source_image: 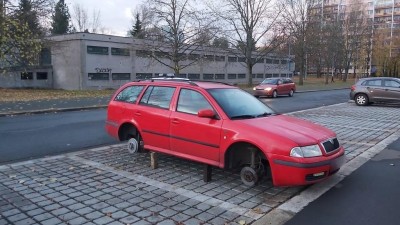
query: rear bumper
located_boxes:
[271,147,345,186]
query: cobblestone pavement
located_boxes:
[1,103,399,225]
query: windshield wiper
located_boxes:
[230,115,256,120]
[256,112,273,118]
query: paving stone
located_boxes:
[171,213,190,222]
[208,206,226,216]
[41,217,62,225]
[183,217,204,225]
[67,203,86,211]
[1,208,21,217]
[172,203,190,212]
[67,216,88,225]
[60,212,79,220]
[43,203,61,211]
[119,215,140,224]
[109,211,128,219]
[51,207,70,216]
[125,205,142,213]
[13,217,36,225]
[8,213,28,222]
[159,208,178,218]
[91,202,110,210]
[84,211,104,220]
[75,207,94,215]
[196,212,215,222]
[156,219,176,225]
[101,206,118,214]
[93,216,114,225]
[134,209,153,218]
[183,208,202,217]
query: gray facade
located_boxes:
[1,33,295,90]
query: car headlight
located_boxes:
[253,87,256,90]
[264,87,272,91]
[290,145,322,158]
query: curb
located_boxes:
[0,105,108,117]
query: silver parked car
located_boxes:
[350,77,400,106]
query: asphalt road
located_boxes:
[0,89,349,164]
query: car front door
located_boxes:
[132,85,176,151]
[364,79,385,101]
[169,88,222,165]
[383,79,400,102]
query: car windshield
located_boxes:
[261,79,278,85]
[207,88,276,120]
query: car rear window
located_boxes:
[139,86,176,109]
[363,79,382,87]
[114,85,145,103]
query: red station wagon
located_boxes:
[106,79,345,186]
[253,78,296,98]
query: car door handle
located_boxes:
[134,111,141,116]
[172,119,180,124]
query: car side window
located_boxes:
[139,86,176,109]
[115,85,144,103]
[177,89,213,115]
[384,80,400,88]
[364,79,382,87]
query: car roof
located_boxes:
[127,79,236,89]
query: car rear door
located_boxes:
[132,85,176,151]
[383,79,400,102]
[169,88,222,165]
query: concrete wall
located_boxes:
[0,67,53,89]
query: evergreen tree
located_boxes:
[51,0,71,35]
[15,0,43,36]
[130,13,144,38]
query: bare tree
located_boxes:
[143,0,217,75]
[281,0,319,85]
[210,0,284,85]
[341,0,371,81]
[71,3,101,33]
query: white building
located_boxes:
[0,33,295,90]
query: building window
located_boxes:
[188,73,200,79]
[273,59,280,64]
[265,74,272,78]
[136,73,152,79]
[215,74,225,80]
[203,55,214,61]
[228,74,236,79]
[21,72,33,80]
[203,74,214,80]
[281,60,288,64]
[257,74,264,78]
[273,73,279,77]
[111,48,130,56]
[266,58,273,64]
[255,58,264,64]
[215,55,225,62]
[88,73,109,80]
[136,50,152,58]
[112,73,131,80]
[36,72,48,80]
[238,57,246,62]
[155,51,169,58]
[238,74,246,79]
[39,48,51,65]
[228,56,237,62]
[177,74,187,78]
[87,46,109,55]
[188,54,200,60]
[252,74,256,78]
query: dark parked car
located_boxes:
[350,77,400,106]
[253,78,296,98]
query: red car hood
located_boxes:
[237,115,334,146]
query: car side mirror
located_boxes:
[198,109,215,119]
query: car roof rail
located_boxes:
[136,77,236,87]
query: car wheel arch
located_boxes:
[118,122,140,141]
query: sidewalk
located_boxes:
[0,96,111,116]
[1,103,399,225]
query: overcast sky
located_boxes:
[65,0,144,36]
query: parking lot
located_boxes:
[1,103,399,225]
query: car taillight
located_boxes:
[351,85,356,91]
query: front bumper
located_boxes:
[271,147,345,186]
[254,89,273,96]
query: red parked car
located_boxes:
[106,79,344,186]
[253,78,296,98]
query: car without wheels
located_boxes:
[106,79,345,186]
